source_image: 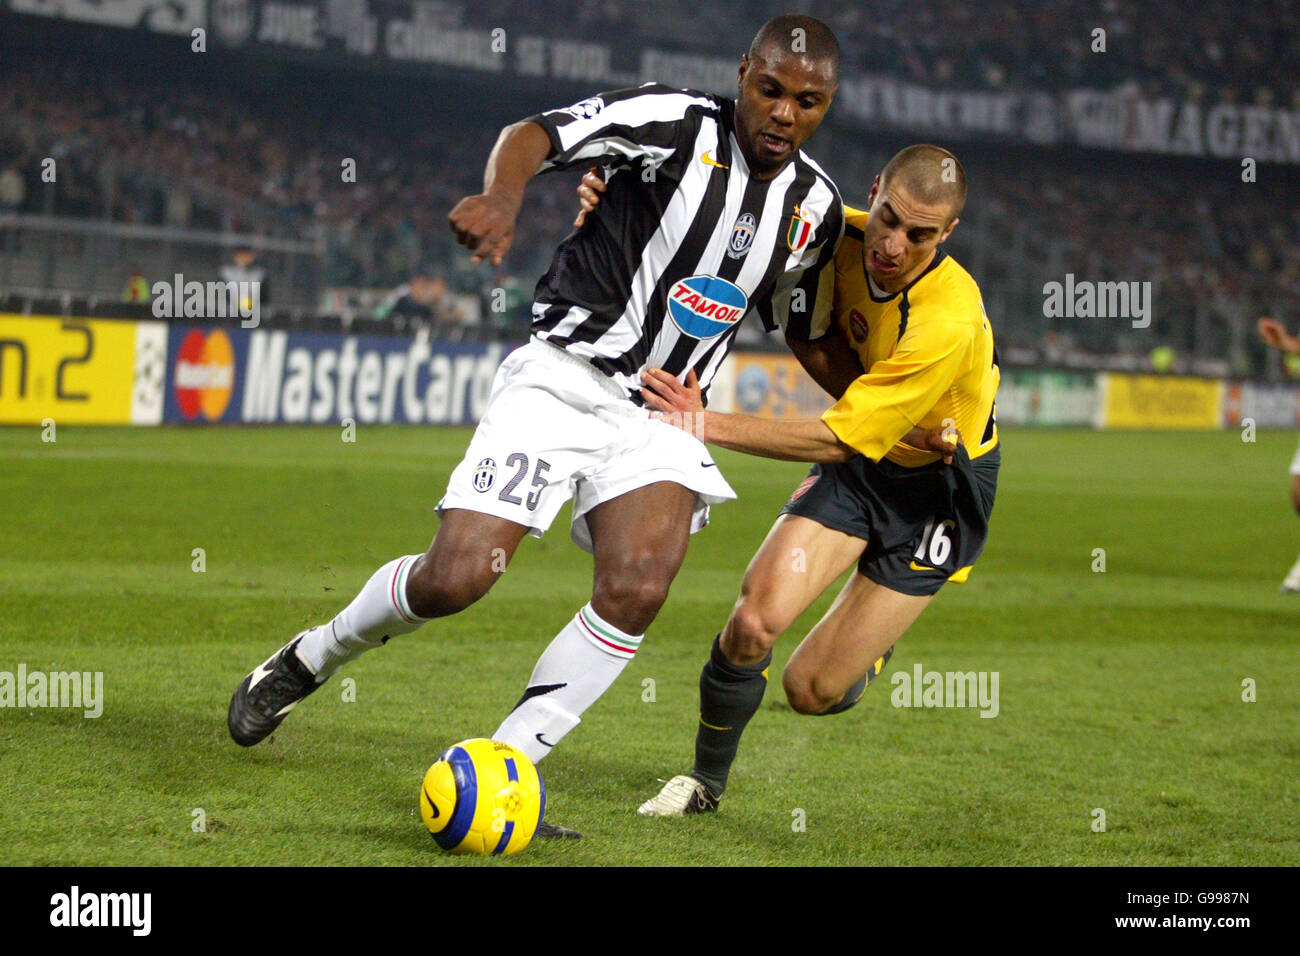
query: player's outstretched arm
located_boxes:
[1258,317,1300,355]
[644,367,840,461]
[642,368,960,464]
[448,120,554,266]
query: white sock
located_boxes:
[295,554,429,680]
[493,603,643,763]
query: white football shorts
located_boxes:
[437,338,736,553]
[1290,434,1300,476]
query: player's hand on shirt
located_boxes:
[902,424,962,465]
[573,168,607,228]
[448,193,518,266]
[642,367,705,432]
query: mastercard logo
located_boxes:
[175,328,235,421]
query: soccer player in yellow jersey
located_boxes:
[636,144,1001,815]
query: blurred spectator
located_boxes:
[122,267,150,303]
[220,246,270,306]
[0,165,24,210]
[374,267,466,330]
[481,272,529,332]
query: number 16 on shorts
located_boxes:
[914,517,955,570]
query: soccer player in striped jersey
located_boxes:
[636,145,1001,816]
[228,15,849,834]
[1256,316,1300,592]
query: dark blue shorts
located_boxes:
[779,445,1000,596]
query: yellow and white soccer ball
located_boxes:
[419,738,545,855]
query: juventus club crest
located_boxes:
[727,212,757,259]
[473,458,497,492]
[787,206,814,253]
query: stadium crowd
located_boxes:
[467,0,1299,103]
[809,0,1299,104]
[2,1,1298,372]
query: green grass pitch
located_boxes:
[1,425,1297,866]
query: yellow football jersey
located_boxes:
[818,205,999,467]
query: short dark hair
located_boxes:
[748,14,840,81]
[880,144,968,223]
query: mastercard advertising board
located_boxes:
[163,327,505,425]
[0,315,167,425]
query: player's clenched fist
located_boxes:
[448,193,519,266]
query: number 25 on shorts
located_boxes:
[497,452,551,512]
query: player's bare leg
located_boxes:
[588,480,697,633]
[405,509,531,617]
[641,571,925,812]
[781,574,932,715]
[288,507,529,672]
[721,515,869,665]
[229,509,528,747]
[492,481,696,764]
[639,515,866,815]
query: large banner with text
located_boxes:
[5,0,1296,163]
[0,315,166,425]
[5,315,1298,432]
[162,326,507,425]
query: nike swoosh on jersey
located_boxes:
[700,151,729,169]
[909,561,936,571]
[701,461,717,468]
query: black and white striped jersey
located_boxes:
[525,83,844,402]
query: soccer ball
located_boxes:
[419,738,545,855]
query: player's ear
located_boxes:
[867,176,881,207]
[823,75,838,105]
[940,217,959,244]
[738,54,750,91]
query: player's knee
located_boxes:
[1290,478,1300,514]
[725,599,783,661]
[782,671,836,716]
[593,558,674,633]
[405,554,495,618]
